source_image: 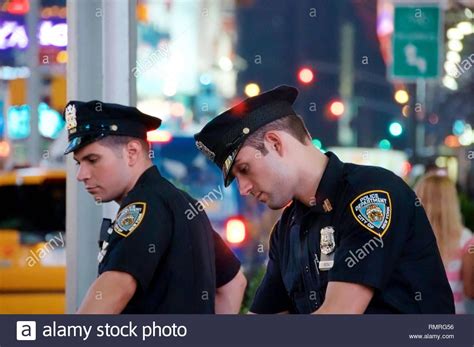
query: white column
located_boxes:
[26,0,40,165]
[65,0,105,313]
[101,0,137,219]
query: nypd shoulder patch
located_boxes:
[350,190,392,237]
[113,202,147,237]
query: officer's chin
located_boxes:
[268,204,283,211]
[267,197,292,210]
[93,195,114,204]
[266,199,289,210]
[88,192,109,204]
[92,194,103,203]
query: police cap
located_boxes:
[63,100,162,154]
[194,85,298,187]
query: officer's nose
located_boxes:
[76,163,91,182]
[237,177,252,196]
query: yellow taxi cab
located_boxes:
[0,168,66,313]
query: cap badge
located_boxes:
[65,104,77,134]
[196,141,216,161]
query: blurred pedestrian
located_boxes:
[415,171,474,314]
[63,100,246,314]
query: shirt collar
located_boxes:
[135,165,162,187]
[294,151,345,215]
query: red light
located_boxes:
[7,0,29,15]
[225,217,246,245]
[298,67,314,84]
[329,100,345,117]
[444,135,460,148]
[147,130,172,143]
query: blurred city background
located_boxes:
[0,0,473,313]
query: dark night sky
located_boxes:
[236,0,402,149]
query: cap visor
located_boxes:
[63,134,105,155]
[224,170,236,187]
[223,143,245,187]
[64,137,83,155]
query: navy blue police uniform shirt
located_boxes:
[97,165,241,313]
[250,152,455,314]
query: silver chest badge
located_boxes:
[319,226,336,271]
[320,226,335,255]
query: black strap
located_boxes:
[98,218,112,248]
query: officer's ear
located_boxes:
[125,139,142,166]
[263,131,284,157]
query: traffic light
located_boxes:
[326,99,345,119]
[394,89,409,104]
[297,67,314,84]
[312,138,323,150]
[244,83,260,97]
[378,139,392,150]
[329,100,344,117]
[225,217,246,245]
[444,135,460,148]
[389,122,403,137]
[452,120,465,136]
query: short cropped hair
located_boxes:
[99,136,150,156]
[243,114,311,155]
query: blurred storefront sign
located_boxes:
[0,13,66,50]
[7,102,64,140]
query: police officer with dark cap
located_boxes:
[64,100,246,314]
[194,85,455,314]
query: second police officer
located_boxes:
[64,100,246,314]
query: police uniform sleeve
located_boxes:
[328,175,412,290]
[250,221,291,313]
[214,230,242,288]
[99,194,172,293]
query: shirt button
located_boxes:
[305,266,309,273]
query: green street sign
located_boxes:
[390,5,442,80]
